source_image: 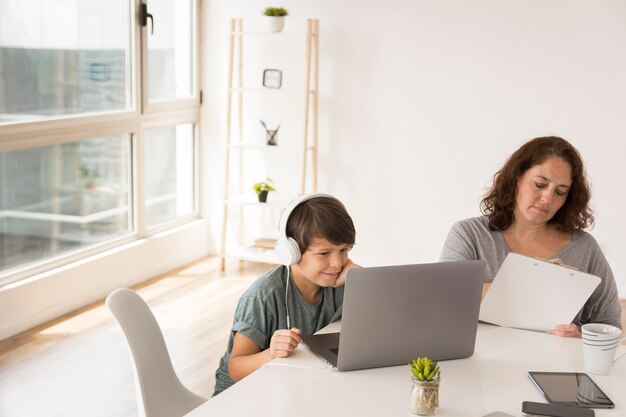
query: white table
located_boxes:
[187,323,626,416]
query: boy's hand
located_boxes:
[333,259,361,288]
[269,328,302,358]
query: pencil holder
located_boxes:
[266,129,278,146]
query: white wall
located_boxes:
[202,0,626,295]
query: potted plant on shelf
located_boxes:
[263,6,288,32]
[253,177,276,202]
[408,357,440,415]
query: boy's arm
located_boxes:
[228,328,302,381]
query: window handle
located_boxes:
[140,3,154,35]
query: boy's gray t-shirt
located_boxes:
[440,215,622,329]
[213,265,343,396]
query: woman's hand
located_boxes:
[269,328,302,358]
[547,258,563,265]
[481,282,492,300]
[333,259,361,288]
[548,323,581,338]
[547,258,579,271]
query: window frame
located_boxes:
[141,0,201,114]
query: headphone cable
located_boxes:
[285,266,291,329]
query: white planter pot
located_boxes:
[265,16,285,32]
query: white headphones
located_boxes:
[274,192,336,266]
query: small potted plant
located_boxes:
[253,177,276,202]
[408,357,440,415]
[263,6,288,32]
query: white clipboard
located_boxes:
[479,253,600,332]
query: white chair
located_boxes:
[106,288,207,417]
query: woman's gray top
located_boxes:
[440,216,622,329]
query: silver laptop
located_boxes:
[302,260,486,371]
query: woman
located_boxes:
[440,136,621,337]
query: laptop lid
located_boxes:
[303,260,485,371]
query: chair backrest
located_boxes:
[106,288,206,417]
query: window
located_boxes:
[0,0,131,122]
[0,0,200,284]
[0,136,131,273]
[144,124,195,228]
[146,0,194,103]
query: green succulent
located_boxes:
[263,7,288,17]
[409,357,439,382]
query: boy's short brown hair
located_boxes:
[286,196,356,254]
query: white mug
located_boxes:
[581,323,626,375]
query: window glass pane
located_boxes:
[0,0,131,124]
[144,124,194,227]
[147,0,193,101]
[0,135,131,274]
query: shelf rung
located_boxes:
[224,246,279,264]
[232,31,308,37]
[229,87,314,95]
[225,194,294,206]
[227,142,314,151]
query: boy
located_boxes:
[213,194,358,396]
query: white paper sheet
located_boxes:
[479,253,600,332]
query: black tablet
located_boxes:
[528,372,615,409]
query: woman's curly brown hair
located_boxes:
[481,136,594,233]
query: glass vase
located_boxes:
[409,374,440,415]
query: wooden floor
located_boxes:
[0,257,265,417]
[0,257,625,417]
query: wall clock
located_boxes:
[262,69,282,89]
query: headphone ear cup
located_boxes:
[274,237,301,266]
